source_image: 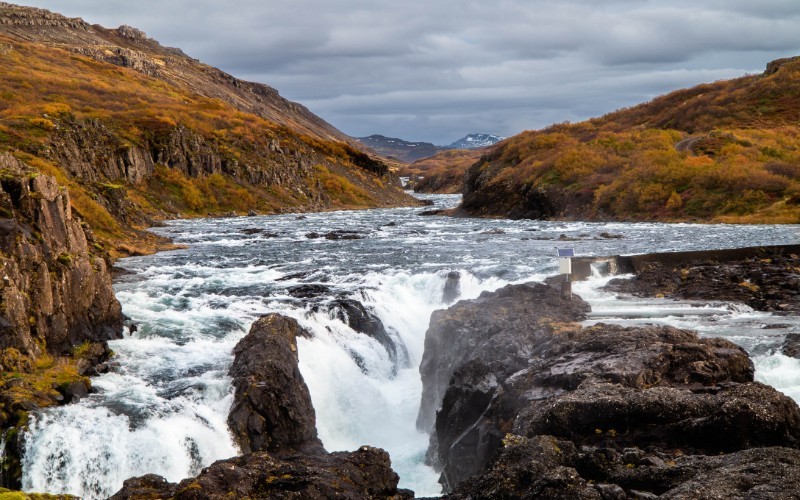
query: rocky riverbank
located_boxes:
[604,246,800,313]
[0,153,123,487]
[112,313,411,499]
[418,281,800,498]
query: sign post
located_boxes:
[556,248,574,299]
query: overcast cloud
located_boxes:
[17,0,800,144]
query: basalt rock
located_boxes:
[326,299,408,374]
[441,271,460,304]
[111,446,412,500]
[116,313,409,498]
[227,314,321,454]
[604,250,800,312]
[0,153,122,358]
[422,281,800,495]
[417,282,591,434]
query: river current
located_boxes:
[20,194,800,498]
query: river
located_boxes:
[20,193,800,498]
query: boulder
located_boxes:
[326,299,408,374]
[441,271,460,304]
[227,314,321,454]
[111,447,412,499]
[421,282,800,494]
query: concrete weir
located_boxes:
[570,244,800,281]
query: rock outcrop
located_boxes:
[0,154,123,487]
[227,314,321,454]
[419,282,800,496]
[604,248,800,312]
[0,153,122,357]
[114,313,410,499]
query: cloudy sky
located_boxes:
[18,1,800,144]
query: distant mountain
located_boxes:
[357,133,503,163]
[448,134,505,149]
[356,135,442,163]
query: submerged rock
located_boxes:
[441,271,460,304]
[326,299,408,374]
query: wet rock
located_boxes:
[110,473,178,500]
[422,281,800,494]
[240,228,263,235]
[286,284,332,298]
[305,232,322,239]
[419,209,444,216]
[442,271,461,304]
[782,333,800,359]
[418,282,590,434]
[247,209,258,216]
[604,250,800,312]
[227,314,321,454]
[446,435,600,500]
[599,231,623,239]
[326,299,407,373]
[324,230,365,240]
[112,447,411,500]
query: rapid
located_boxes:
[19,193,800,498]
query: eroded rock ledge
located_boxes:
[420,282,800,498]
[112,313,411,499]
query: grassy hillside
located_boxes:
[402,149,482,193]
[0,5,416,256]
[460,57,800,223]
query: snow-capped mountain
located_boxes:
[448,133,505,149]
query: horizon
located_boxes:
[15,0,800,144]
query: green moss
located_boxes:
[55,253,72,266]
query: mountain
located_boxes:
[356,135,443,163]
[0,2,417,256]
[357,133,503,164]
[457,56,800,223]
[447,133,504,149]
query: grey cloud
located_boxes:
[16,0,800,144]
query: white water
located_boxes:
[19,193,800,498]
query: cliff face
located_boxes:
[0,153,122,358]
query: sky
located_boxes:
[17,1,800,144]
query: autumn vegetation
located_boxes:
[0,29,409,256]
[401,149,483,194]
[457,56,800,223]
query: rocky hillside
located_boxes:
[447,133,504,150]
[0,2,418,256]
[458,56,800,223]
[404,149,483,194]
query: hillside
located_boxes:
[404,149,483,193]
[0,3,417,256]
[458,56,800,223]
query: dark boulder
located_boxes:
[422,281,800,494]
[111,447,412,499]
[783,333,800,359]
[604,251,800,312]
[227,314,321,454]
[441,271,460,304]
[286,284,332,299]
[417,282,590,434]
[326,299,408,374]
